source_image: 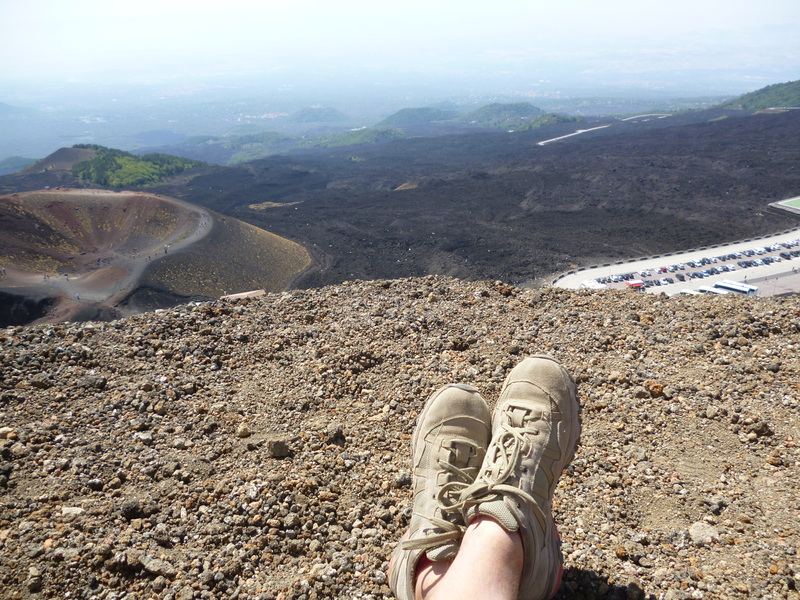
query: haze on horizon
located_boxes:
[2,0,798,94]
[0,0,798,162]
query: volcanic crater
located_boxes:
[0,189,311,325]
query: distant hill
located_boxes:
[21,146,98,174]
[718,79,800,110]
[376,103,577,132]
[298,127,405,149]
[378,107,460,126]
[461,102,546,129]
[71,145,206,187]
[140,127,406,165]
[288,106,349,123]
[516,113,585,131]
[0,156,36,176]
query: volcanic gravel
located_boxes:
[1,276,799,600]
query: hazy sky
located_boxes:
[2,0,799,94]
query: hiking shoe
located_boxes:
[388,384,492,600]
[458,356,581,600]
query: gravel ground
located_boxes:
[1,277,799,600]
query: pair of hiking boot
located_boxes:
[388,355,581,600]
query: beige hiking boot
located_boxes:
[458,356,581,600]
[388,384,492,600]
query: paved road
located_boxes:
[554,227,800,297]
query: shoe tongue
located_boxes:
[469,499,520,532]
[426,542,458,562]
[449,440,475,468]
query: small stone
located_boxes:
[688,522,719,546]
[152,576,167,592]
[176,585,195,600]
[236,423,252,438]
[130,418,149,431]
[266,439,290,458]
[30,374,53,389]
[26,575,42,592]
[79,375,107,390]
[120,498,143,520]
[140,555,177,578]
[704,495,728,514]
[134,431,154,445]
[324,424,345,446]
[644,380,664,397]
[61,506,84,517]
[152,523,171,547]
[393,471,412,488]
[10,442,29,457]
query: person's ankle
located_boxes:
[464,516,523,568]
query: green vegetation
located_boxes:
[718,80,800,110]
[224,132,295,163]
[299,127,405,149]
[462,102,545,129]
[378,107,460,126]
[376,103,578,131]
[218,128,403,163]
[71,145,205,187]
[516,113,585,131]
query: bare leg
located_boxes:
[415,516,524,600]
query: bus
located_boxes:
[698,286,729,295]
[714,280,758,296]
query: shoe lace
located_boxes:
[456,422,539,516]
[400,438,482,552]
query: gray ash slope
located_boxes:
[1,277,799,600]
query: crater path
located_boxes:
[0,189,213,321]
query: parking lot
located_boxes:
[554,228,800,297]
